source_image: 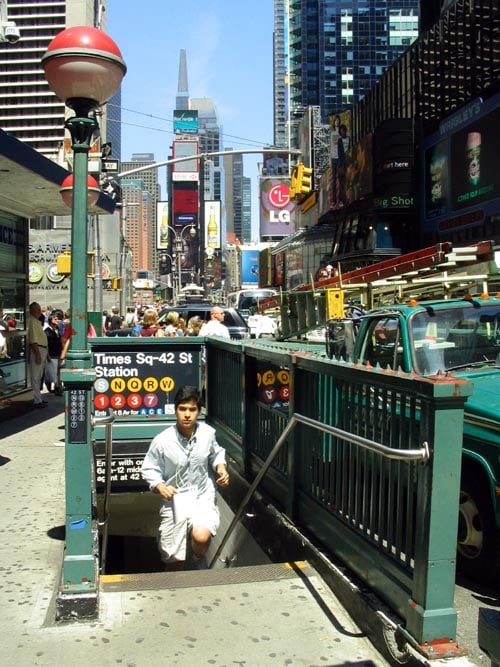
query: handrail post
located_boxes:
[92,410,115,574]
[404,391,467,648]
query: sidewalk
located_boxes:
[0,391,472,667]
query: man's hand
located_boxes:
[156,482,178,500]
[216,464,229,487]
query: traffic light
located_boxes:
[289,165,300,200]
[298,164,313,196]
[112,277,122,290]
[289,163,313,201]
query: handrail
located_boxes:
[92,410,115,574]
[209,412,429,569]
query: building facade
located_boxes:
[0,0,117,160]
[120,154,160,278]
[278,0,419,150]
[270,0,500,289]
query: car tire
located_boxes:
[457,471,500,583]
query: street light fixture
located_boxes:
[42,25,126,620]
[164,224,196,301]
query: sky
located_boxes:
[106,0,275,239]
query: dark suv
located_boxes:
[159,304,249,339]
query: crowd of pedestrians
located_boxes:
[102,304,229,339]
[22,302,229,408]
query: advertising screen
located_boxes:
[422,93,500,234]
[172,140,199,180]
[259,178,296,237]
[173,110,198,135]
[241,248,259,284]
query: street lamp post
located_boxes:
[42,26,126,620]
[159,251,175,301]
[164,224,196,301]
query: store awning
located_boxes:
[0,128,115,217]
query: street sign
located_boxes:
[101,158,119,172]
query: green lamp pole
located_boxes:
[42,26,126,620]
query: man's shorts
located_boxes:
[158,502,220,563]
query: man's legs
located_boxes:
[30,349,47,404]
[191,525,212,558]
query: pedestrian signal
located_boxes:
[112,277,122,290]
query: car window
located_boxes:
[223,312,236,326]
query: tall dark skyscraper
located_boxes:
[273,0,420,150]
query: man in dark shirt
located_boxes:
[109,306,123,330]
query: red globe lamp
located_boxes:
[41,26,126,116]
[60,173,100,208]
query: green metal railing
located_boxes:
[87,334,472,651]
[206,338,472,651]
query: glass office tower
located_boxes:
[287,0,419,123]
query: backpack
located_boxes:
[131,324,143,337]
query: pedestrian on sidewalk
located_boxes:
[27,302,49,408]
[141,385,229,570]
[43,310,63,394]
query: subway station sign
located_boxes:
[92,342,201,419]
[91,340,203,488]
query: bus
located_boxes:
[227,288,277,318]
[132,269,156,290]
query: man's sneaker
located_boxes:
[33,402,48,409]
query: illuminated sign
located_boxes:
[259,178,296,237]
[423,93,500,233]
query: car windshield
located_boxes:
[409,303,500,374]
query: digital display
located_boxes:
[422,93,500,233]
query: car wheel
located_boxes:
[457,472,500,583]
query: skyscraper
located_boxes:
[278,0,419,147]
[190,96,223,203]
[120,154,160,278]
[224,151,244,242]
[120,178,154,278]
[273,0,289,148]
[0,0,118,161]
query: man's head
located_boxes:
[174,386,202,436]
[29,302,42,317]
[174,385,202,410]
[210,306,225,322]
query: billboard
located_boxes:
[422,93,500,234]
[157,201,169,249]
[329,110,353,210]
[262,150,289,177]
[373,119,415,210]
[173,110,198,135]
[204,200,221,251]
[172,184,198,227]
[259,178,296,238]
[240,247,259,284]
[172,140,199,181]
